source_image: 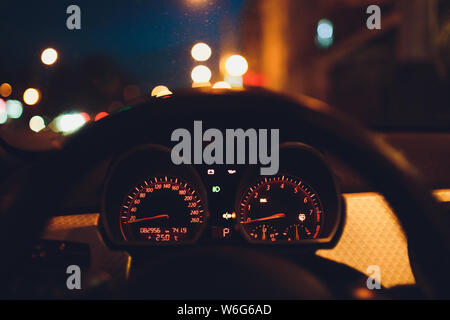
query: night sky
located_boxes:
[1,0,246,90]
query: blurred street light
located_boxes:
[316,19,334,49]
[41,48,58,65]
[186,0,209,7]
[23,88,41,105]
[94,112,109,121]
[5,100,23,119]
[212,81,231,89]
[191,43,212,61]
[55,113,86,133]
[0,112,7,124]
[151,85,173,97]
[0,99,7,124]
[317,19,333,38]
[0,83,12,98]
[80,112,91,122]
[224,74,243,89]
[225,55,248,77]
[0,98,5,113]
[191,65,212,83]
[29,115,46,132]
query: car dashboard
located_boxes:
[18,94,450,297]
[37,137,450,292]
[101,142,342,248]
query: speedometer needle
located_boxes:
[125,214,169,224]
[243,213,286,224]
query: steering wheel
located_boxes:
[1,89,449,299]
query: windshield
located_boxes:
[1,0,449,150]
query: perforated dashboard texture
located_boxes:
[45,213,99,231]
[43,213,130,285]
[317,189,450,288]
[44,190,450,289]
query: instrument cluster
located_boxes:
[101,143,343,248]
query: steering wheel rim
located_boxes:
[1,88,449,298]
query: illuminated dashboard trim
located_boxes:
[317,189,450,288]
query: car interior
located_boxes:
[1,0,450,300]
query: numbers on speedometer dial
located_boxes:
[239,176,324,242]
[120,177,206,243]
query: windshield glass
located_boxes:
[1,0,449,150]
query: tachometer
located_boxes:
[238,175,324,243]
[120,176,206,243]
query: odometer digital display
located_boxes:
[120,176,206,243]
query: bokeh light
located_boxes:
[0,99,7,124]
[186,0,209,6]
[41,48,58,65]
[55,113,86,133]
[317,19,333,38]
[191,43,212,61]
[23,88,41,105]
[0,83,12,98]
[29,115,46,132]
[316,19,334,48]
[191,65,212,83]
[0,98,5,113]
[80,112,91,122]
[225,55,248,77]
[5,100,23,119]
[0,113,6,124]
[224,74,243,88]
[212,81,232,89]
[94,112,109,121]
[151,85,173,98]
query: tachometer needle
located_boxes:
[125,214,169,224]
[243,213,286,224]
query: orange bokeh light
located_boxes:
[94,112,109,121]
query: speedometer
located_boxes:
[238,175,324,243]
[120,176,207,243]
